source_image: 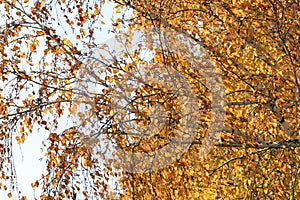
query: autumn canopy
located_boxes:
[0,0,299,199]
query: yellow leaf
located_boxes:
[94,9,100,15]
[116,18,123,23]
[83,159,87,166]
[29,43,37,53]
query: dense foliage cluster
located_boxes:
[0,0,299,199]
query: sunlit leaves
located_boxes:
[106,0,300,199]
[0,0,115,198]
[0,0,299,199]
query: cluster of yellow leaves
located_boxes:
[0,0,299,198]
[0,0,111,198]
[36,128,111,199]
[108,0,300,199]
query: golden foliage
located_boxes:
[0,0,299,199]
